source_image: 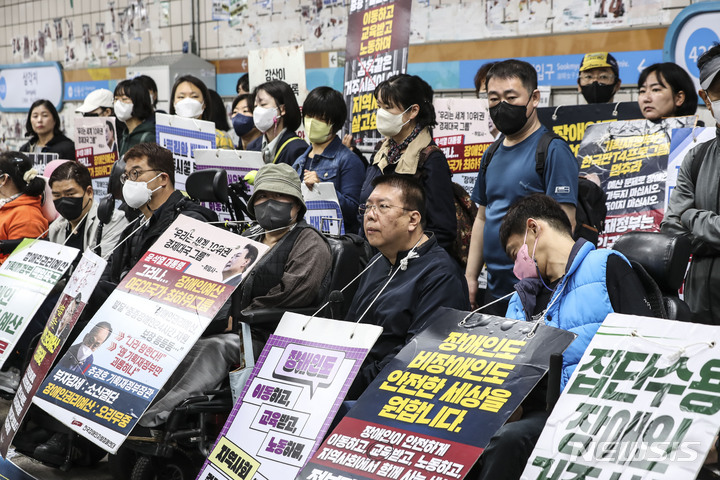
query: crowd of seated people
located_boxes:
[2,54,718,478]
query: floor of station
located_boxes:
[0,398,113,480]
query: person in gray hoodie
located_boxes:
[662,43,720,324]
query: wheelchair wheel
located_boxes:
[131,452,197,480]
[108,447,138,480]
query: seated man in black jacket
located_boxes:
[345,175,470,399]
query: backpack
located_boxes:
[417,145,478,267]
[481,131,607,245]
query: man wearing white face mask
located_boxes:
[662,44,720,324]
[471,194,652,480]
[57,321,113,375]
[102,143,217,284]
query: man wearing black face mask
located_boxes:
[466,59,579,315]
[577,52,622,104]
[48,161,128,257]
[239,163,332,356]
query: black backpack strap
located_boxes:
[535,131,565,179]
[690,139,713,186]
[480,135,505,173]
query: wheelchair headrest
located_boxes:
[612,231,690,292]
[186,168,228,203]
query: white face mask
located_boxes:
[77,344,93,362]
[174,98,204,118]
[122,173,162,209]
[114,100,134,122]
[710,98,720,126]
[376,105,413,138]
[253,106,279,133]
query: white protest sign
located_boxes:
[155,113,216,191]
[196,313,382,480]
[26,152,59,176]
[75,116,119,198]
[0,239,77,368]
[433,97,495,195]
[248,44,308,104]
[33,216,268,453]
[302,182,344,236]
[522,314,720,480]
[0,250,106,458]
[195,149,264,222]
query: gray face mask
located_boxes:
[254,199,295,230]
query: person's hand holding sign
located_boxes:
[303,170,320,190]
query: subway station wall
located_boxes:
[0,0,688,70]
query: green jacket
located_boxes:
[119,119,156,158]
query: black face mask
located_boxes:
[580,81,616,104]
[54,196,86,221]
[254,199,295,230]
[489,98,532,135]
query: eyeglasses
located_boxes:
[579,73,615,85]
[120,169,159,184]
[359,203,411,216]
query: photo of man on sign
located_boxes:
[58,321,113,375]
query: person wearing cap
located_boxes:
[662,44,720,324]
[577,52,622,104]
[239,162,332,356]
[75,88,115,117]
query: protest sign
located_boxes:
[343,0,412,150]
[196,313,383,480]
[26,152,59,175]
[155,113,216,191]
[248,44,307,105]
[433,97,495,195]
[33,216,268,453]
[75,116,119,198]
[0,457,35,479]
[0,239,77,369]
[521,314,720,480]
[537,102,644,157]
[194,149,264,222]
[577,116,696,247]
[302,183,344,236]
[0,251,106,458]
[666,127,714,210]
[298,308,576,480]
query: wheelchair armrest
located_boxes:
[0,239,24,254]
[235,307,320,330]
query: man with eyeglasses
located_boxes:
[344,175,469,399]
[577,52,622,104]
[57,321,113,375]
[102,143,217,284]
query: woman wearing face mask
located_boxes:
[169,75,234,149]
[637,63,697,122]
[0,152,48,264]
[231,93,262,150]
[48,161,128,257]
[359,74,456,254]
[292,87,366,234]
[19,99,76,160]
[250,80,307,165]
[115,79,156,158]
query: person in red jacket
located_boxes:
[0,151,48,263]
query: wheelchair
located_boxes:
[110,168,373,479]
